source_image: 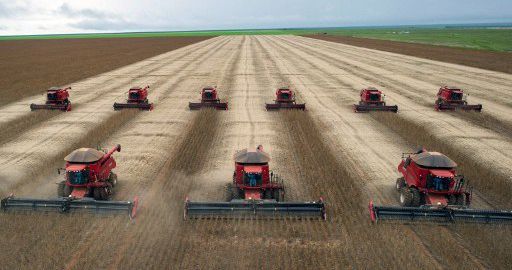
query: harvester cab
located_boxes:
[1,144,138,219]
[397,150,469,207]
[369,148,512,223]
[231,145,284,201]
[265,87,306,110]
[435,86,482,112]
[113,86,153,111]
[188,86,228,110]
[30,87,72,111]
[354,87,398,113]
[184,145,326,220]
[58,145,121,200]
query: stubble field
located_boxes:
[0,35,511,269]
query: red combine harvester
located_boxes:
[114,86,153,111]
[189,87,228,110]
[30,87,72,111]
[354,87,398,113]
[1,144,138,219]
[435,86,482,112]
[184,145,325,219]
[265,88,306,110]
[369,148,512,223]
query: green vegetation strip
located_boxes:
[2,27,511,52]
[323,28,512,52]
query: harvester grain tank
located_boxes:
[353,87,398,113]
[369,148,512,223]
[189,86,228,110]
[113,86,153,110]
[30,87,72,111]
[1,144,138,219]
[184,145,325,219]
[434,86,482,112]
[265,88,306,110]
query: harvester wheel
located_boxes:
[399,188,413,207]
[410,188,421,207]
[108,173,118,187]
[63,184,73,197]
[396,177,405,191]
[93,187,109,200]
[57,181,66,197]
[225,183,234,201]
[455,194,466,206]
[273,189,284,202]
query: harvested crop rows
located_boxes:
[0,35,511,269]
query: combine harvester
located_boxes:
[184,145,326,219]
[1,144,138,219]
[369,148,512,223]
[113,86,153,111]
[189,86,228,110]
[265,87,306,110]
[30,87,72,111]
[434,86,482,112]
[354,87,398,113]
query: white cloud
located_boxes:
[0,0,511,35]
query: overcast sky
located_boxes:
[0,0,511,35]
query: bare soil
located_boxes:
[0,35,511,269]
[0,36,212,106]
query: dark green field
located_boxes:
[2,26,511,52]
[321,28,512,52]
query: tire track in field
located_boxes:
[0,37,238,270]
[0,37,224,146]
[291,36,512,137]
[277,35,511,268]
[254,35,446,267]
[298,36,512,94]
[115,37,244,269]
[73,37,244,270]
[276,36,512,140]
[270,36,512,208]
[0,36,230,165]
[259,35,490,269]
[0,37,233,196]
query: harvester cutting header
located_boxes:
[30,87,72,111]
[1,144,138,219]
[369,148,512,223]
[184,145,325,219]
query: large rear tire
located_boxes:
[108,172,118,187]
[409,187,421,207]
[63,183,73,197]
[455,194,466,206]
[93,187,109,200]
[399,187,413,207]
[232,184,241,200]
[273,189,284,202]
[225,183,234,201]
[396,177,405,191]
[57,181,66,197]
